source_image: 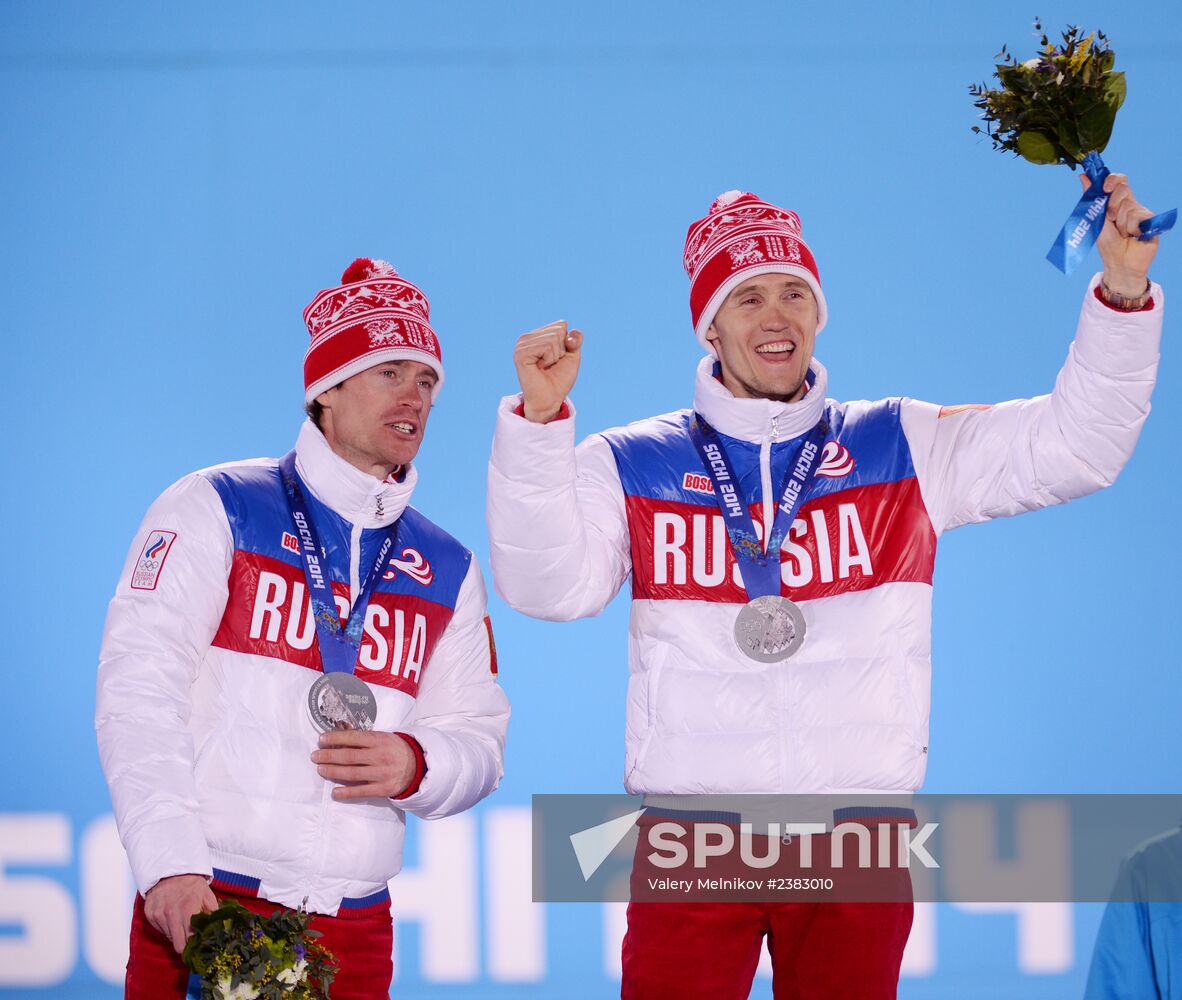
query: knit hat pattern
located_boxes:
[683,191,827,350]
[303,258,444,403]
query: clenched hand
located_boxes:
[514,320,583,423]
[1084,171,1160,296]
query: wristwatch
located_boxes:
[1099,277,1152,311]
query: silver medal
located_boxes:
[733,596,806,662]
[307,673,377,733]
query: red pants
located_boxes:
[125,892,393,1000]
[623,813,914,997]
[622,899,912,999]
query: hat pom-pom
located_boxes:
[710,190,750,213]
[341,257,399,283]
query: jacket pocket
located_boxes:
[624,661,664,787]
[899,659,931,786]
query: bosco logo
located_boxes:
[681,472,716,496]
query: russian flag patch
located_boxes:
[130,530,177,591]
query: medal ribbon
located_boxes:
[687,414,829,600]
[1046,152,1176,275]
[278,451,397,674]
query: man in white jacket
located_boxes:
[486,177,1163,998]
[98,258,508,1000]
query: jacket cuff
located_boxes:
[1093,283,1155,313]
[123,816,214,896]
[1073,273,1163,375]
[512,399,571,422]
[391,733,427,800]
[491,394,581,492]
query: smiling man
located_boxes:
[97,258,508,1000]
[706,273,819,401]
[486,186,1164,998]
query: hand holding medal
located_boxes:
[969,20,1175,274]
[311,730,420,801]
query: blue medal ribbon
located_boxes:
[278,452,397,674]
[686,415,829,600]
[1046,152,1176,275]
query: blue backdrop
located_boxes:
[1,2,1178,997]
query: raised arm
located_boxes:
[486,322,632,620]
[903,173,1164,534]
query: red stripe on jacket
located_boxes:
[626,477,935,603]
[212,550,454,696]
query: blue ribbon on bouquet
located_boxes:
[1046,152,1177,274]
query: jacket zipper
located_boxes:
[765,413,793,789]
[348,521,363,605]
[311,512,359,902]
[309,488,394,901]
[760,415,779,552]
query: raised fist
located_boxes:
[1082,171,1160,296]
[513,320,583,423]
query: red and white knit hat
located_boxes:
[683,190,827,350]
[303,258,444,403]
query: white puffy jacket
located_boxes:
[487,277,1161,796]
[97,421,508,915]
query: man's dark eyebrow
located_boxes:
[728,277,810,300]
[406,363,438,384]
[381,359,435,381]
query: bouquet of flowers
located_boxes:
[969,20,1174,273]
[969,19,1125,168]
[182,900,337,1000]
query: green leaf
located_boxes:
[996,65,1028,91]
[1016,131,1059,164]
[1056,122,1082,160]
[181,936,200,968]
[1077,100,1116,153]
[1103,71,1126,109]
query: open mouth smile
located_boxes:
[754,340,796,356]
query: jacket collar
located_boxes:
[692,354,829,443]
[292,419,416,528]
